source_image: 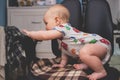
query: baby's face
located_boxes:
[43,14,58,30]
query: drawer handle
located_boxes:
[32,21,42,24]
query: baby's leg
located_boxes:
[79,43,108,80]
[73,63,88,70]
[52,53,68,68]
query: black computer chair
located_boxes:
[52,0,113,62]
[27,0,119,80]
[85,0,114,56]
[116,37,120,48]
[84,0,119,79]
[51,0,119,80]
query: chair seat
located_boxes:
[28,57,120,80]
[29,57,88,80]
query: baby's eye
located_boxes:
[44,22,47,25]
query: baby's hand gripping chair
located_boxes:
[28,0,120,80]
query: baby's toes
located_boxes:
[52,64,59,67]
[73,64,80,69]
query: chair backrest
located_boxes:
[61,0,83,30]
[51,0,114,57]
[84,0,114,55]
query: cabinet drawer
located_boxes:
[11,15,45,30]
[8,10,46,31]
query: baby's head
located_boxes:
[43,4,70,30]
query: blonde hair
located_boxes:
[45,4,70,22]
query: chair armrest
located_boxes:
[116,37,120,43]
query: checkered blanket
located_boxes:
[31,57,88,80]
[4,26,26,70]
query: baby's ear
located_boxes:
[55,17,61,24]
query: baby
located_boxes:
[23,4,111,80]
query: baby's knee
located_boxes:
[79,49,90,60]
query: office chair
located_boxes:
[51,0,119,80]
[28,0,119,80]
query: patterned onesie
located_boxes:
[53,23,111,64]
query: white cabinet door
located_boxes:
[8,9,45,31]
[7,8,54,58]
[11,15,43,31]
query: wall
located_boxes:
[0,0,62,27]
[0,0,7,26]
[107,0,119,24]
[56,0,63,3]
[119,0,120,18]
[1,0,119,26]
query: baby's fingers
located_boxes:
[52,64,64,68]
[22,29,28,33]
[52,64,59,68]
[22,29,29,35]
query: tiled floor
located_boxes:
[109,55,120,80]
[109,55,120,71]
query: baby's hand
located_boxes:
[52,64,64,68]
[22,29,30,36]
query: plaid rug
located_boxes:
[31,57,88,80]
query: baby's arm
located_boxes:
[52,53,68,68]
[22,29,62,40]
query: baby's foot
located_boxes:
[87,71,107,80]
[73,63,88,70]
[52,64,64,68]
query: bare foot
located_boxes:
[52,64,64,68]
[87,71,107,80]
[73,63,88,70]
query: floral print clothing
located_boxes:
[53,23,111,64]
